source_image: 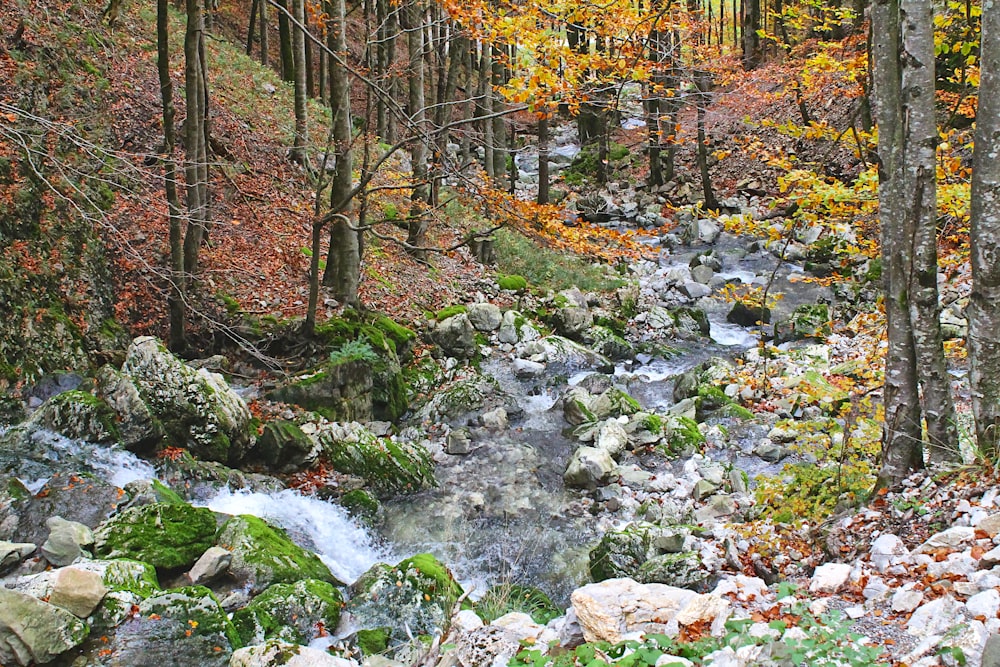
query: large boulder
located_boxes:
[346,553,463,644]
[25,390,119,444]
[773,304,831,344]
[564,446,616,489]
[589,524,706,588]
[467,303,503,332]
[246,421,317,473]
[121,337,253,463]
[570,578,696,643]
[267,360,373,424]
[216,515,338,593]
[232,579,343,646]
[96,365,166,453]
[93,502,217,570]
[0,587,89,666]
[231,641,359,667]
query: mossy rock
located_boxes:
[26,389,120,444]
[216,515,339,593]
[434,305,468,321]
[93,503,217,570]
[98,586,240,665]
[774,303,832,344]
[588,526,651,582]
[497,274,528,292]
[340,488,382,525]
[636,551,707,589]
[267,360,374,423]
[588,325,635,361]
[232,579,343,646]
[659,416,705,456]
[251,420,315,472]
[357,627,392,656]
[316,423,435,495]
[475,584,561,625]
[347,553,463,644]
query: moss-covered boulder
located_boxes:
[563,386,641,426]
[589,525,652,582]
[248,420,316,473]
[346,554,463,644]
[636,551,708,589]
[93,502,217,570]
[96,364,166,453]
[232,579,343,646]
[95,586,239,666]
[268,360,374,423]
[121,337,253,464]
[314,422,434,495]
[588,325,635,361]
[216,515,338,593]
[339,489,383,525]
[0,587,89,666]
[430,313,478,360]
[588,523,702,586]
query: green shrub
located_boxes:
[329,339,379,365]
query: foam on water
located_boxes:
[709,320,758,347]
[199,488,391,585]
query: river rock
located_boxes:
[188,546,233,585]
[48,566,108,617]
[774,304,831,344]
[25,389,119,444]
[93,502,217,570]
[498,310,521,344]
[121,336,253,463]
[690,265,715,284]
[232,641,358,666]
[0,541,35,571]
[480,407,509,431]
[96,365,166,453]
[99,586,238,666]
[267,360,374,424]
[431,314,478,359]
[680,281,711,300]
[727,301,770,326]
[552,306,594,341]
[446,428,474,455]
[809,563,852,594]
[0,587,89,666]
[564,446,615,489]
[467,303,503,332]
[250,420,317,473]
[232,579,343,646]
[513,358,545,377]
[595,420,629,457]
[589,325,635,361]
[570,578,694,643]
[217,515,338,593]
[347,554,463,643]
[42,516,94,566]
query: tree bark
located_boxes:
[290,0,309,164]
[901,0,958,462]
[182,0,210,284]
[247,0,258,56]
[537,114,550,204]
[401,0,430,259]
[742,0,762,69]
[158,0,186,352]
[969,0,1000,458]
[695,72,718,210]
[259,0,268,67]
[277,0,294,81]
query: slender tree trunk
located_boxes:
[537,114,550,204]
[969,0,1000,458]
[159,0,186,351]
[695,72,718,210]
[304,9,315,99]
[478,43,494,178]
[401,0,430,259]
[247,0,259,56]
[901,0,958,461]
[742,0,762,68]
[259,0,269,67]
[873,0,925,489]
[277,0,294,81]
[290,0,309,164]
[322,0,359,304]
[182,0,210,283]
[490,43,507,186]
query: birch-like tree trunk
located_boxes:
[969,0,1000,457]
[182,0,210,283]
[901,0,958,462]
[290,0,309,164]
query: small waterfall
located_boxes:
[198,488,392,585]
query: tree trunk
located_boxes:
[695,73,718,210]
[401,0,430,259]
[321,0,359,304]
[969,0,1000,458]
[259,0,268,67]
[490,43,508,187]
[901,0,958,462]
[277,0,294,81]
[537,114,550,204]
[182,0,210,284]
[247,0,258,56]
[158,0,186,352]
[742,0,762,69]
[290,0,309,164]
[872,0,925,489]
[478,43,494,178]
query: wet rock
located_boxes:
[753,443,789,463]
[690,265,715,284]
[595,420,628,458]
[467,303,503,332]
[42,516,94,566]
[589,326,635,361]
[513,358,545,377]
[188,546,233,585]
[93,502,216,570]
[773,304,831,344]
[26,390,119,445]
[0,587,89,666]
[680,282,711,300]
[446,428,474,455]
[249,420,317,473]
[232,579,343,646]
[552,306,594,341]
[96,365,166,453]
[691,479,719,501]
[480,407,509,431]
[498,310,521,344]
[217,515,339,593]
[727,301,770,326]
[122,336,253,464]
[314,422,434,494]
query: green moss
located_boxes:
[608,142,630,161]
[231,579,343,646]
[476,584,560,625]
[357,627,391,656]
[143,585,243,651]
[93,503,217,570]
[149,479,186,505]
[642,414,664,433]
[340,489,381,521]
[718,403,754,420]
[434,305,468,321]
[497,274,528,291]
[217,515,338,592]
[396,554,464,608]
[216,292,241,314]
[373,316,416,356]
[100,559,162,598]
[318,426,435,495]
